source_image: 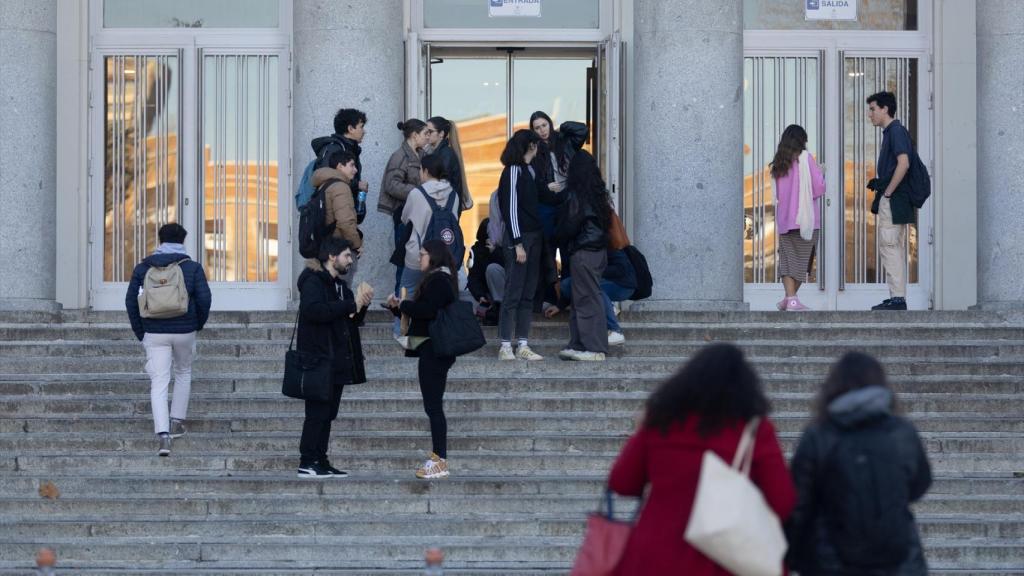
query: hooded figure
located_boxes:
[400,179,457,271]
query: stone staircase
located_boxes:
[0,309,1022,574]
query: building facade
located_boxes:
[0,0,1020,313]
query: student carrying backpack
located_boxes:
[398,154,463,301]
[787,352,932,576]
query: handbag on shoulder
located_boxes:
[281,310,333,402]
[570,489,639,576]
[428,300,486,357]
[684,417,787,576]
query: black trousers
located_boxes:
[418,340,456,459]
[299,379,345,466]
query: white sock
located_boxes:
[518,339,528,348]
[500,341,512,348]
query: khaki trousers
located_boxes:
[877,196,907,298]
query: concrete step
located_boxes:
[3,322,1024,342]
[8,412,1024,435]
[4,339,1024,361]
[4,431,1024,456]
[9,452,1022,476]
[4,373,1024,396]
[2,355,1020,377]
[5,392,1024,418]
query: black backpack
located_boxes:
[623,245,653,300]
[297,178,339,259]
[418,186,465,266]
[820,418,913,569]
[906,152,931,209]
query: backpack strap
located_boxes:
[443,186,459,213]
[317,178,342,196]
[417,185,440,211]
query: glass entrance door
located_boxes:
[427,47,598,247]
[743,41,931,310]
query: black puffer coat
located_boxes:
[786,386,931,576]
[295,260,367,385]
[555,188,609,257]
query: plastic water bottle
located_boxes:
[356,190,367,220]
[423,547,444,575]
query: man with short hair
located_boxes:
[312,108,369,223]
[866,91,915,311]
[295,236,371,478]
[125,223,212,456]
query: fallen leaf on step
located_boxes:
[38,481,60,500]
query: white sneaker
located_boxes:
[498,344,515,361]
[558,348,581,361]
[515,345,544,361]
[608,331,625,346]
[574,351,606,362]
[415,452,449,479]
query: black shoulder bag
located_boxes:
[282,309,333,402]
[428,299,486,358]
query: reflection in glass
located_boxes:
[743,56,821,284]
[843,57,918,285]
[744,0,917,31]
[104,0,279,28]
[202,54,280,282]
[424,0,599,29]
[104,55,179,282]
[430,58,508,249]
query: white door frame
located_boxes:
[743,30,933,311]
[87,3,292,310]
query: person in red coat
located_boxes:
[608,343,797,575]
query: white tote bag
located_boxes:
[684,418,787,576]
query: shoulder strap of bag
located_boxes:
[731,417,761,476]
[417,185,439,210]
[288,309,300,352]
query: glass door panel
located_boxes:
[430,57,508,247]
[200,53,281,283]
[103,53,181,282]
[743,55,823,285]
[841,55,919,287]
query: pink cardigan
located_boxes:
[774,154,826,235]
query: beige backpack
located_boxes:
[138,259,190,319]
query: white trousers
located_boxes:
[142,332,197,435]
[878,196,908,298]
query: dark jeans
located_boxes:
[299,379,345,466]
[499,231,542,342]
[567,249,608,354]
[418,340,455,459]
[393,210,405,296]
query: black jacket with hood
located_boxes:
[786,386,931,576]
[296,259,367,385]
[125,252,212,341]
[555,188,609,257]
[312,134,365,223]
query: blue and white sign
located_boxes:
[489,0,542,18]
[806,0,857,21]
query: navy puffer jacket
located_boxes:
[125,253,212,341]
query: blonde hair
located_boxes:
[429,116,473,209]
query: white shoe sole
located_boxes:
[417,471,450,479]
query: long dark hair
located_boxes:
[644,343,770,437]
[415,239,459,299]
[566,150,612,231]
[770,124,808,180]
[500,129,540,167]
[814,351,898,423]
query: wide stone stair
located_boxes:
[0,309,1022,574]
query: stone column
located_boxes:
[976,0,1024,309]
[631,0,746,310]
[0,1,58,312]
[292,0,405,297]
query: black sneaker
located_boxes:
[297,462,332,479]
[320,460,350,478]
[169,419,186,439]
[872,298,907,311]
[157,433,171,457]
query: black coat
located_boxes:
[125,252,212,341]
[296,261,367,385]
[555,188,608,257]
[400,269,458,343]
[467,240,504,302]
[786,386,931,576]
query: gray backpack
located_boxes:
[138,259,190,319]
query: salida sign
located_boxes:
[805,0,858,21]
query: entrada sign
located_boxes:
[489,0,542,18]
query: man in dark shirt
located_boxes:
[867,91,913,311]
